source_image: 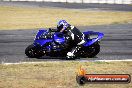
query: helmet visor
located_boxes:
[57,24,63,32]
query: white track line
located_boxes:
[1,59,132,65]
[92,59,132,62]
[1,61,48,65]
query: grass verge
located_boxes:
[0,6,132,30]
[0,61,132,88]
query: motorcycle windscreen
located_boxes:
[53,32,65,45]
[83,32,104,46]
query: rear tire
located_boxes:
[83,43,100,58]
[25,44,43,58]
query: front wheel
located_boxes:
[25,44,43,58]
[83,43,100,58]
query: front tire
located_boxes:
[25,44,43,58]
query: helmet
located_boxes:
[57,20,69,32]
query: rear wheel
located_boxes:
[25,44,43,58]
[82,43,100,58]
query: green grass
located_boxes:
[0,61,132,88]
[0,6,132,30]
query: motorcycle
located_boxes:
[25,28,104,59]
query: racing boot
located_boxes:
[67,45,82,59]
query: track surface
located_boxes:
[0,1,132,11]
[0,24,132,63]
[0,2,132,63]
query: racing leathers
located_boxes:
[63,25,86,58]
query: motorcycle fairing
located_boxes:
[83,31,104,46]
[35,29,47,39]
[34,29,53,46]
[53,32,65,45]
[34,29,104,48]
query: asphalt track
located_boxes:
[0,23,132,63]
[0,2,132,63]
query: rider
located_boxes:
[56,20,86,58]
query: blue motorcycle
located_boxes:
[25,28,104,59]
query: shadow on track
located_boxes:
[25,56,99,61]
